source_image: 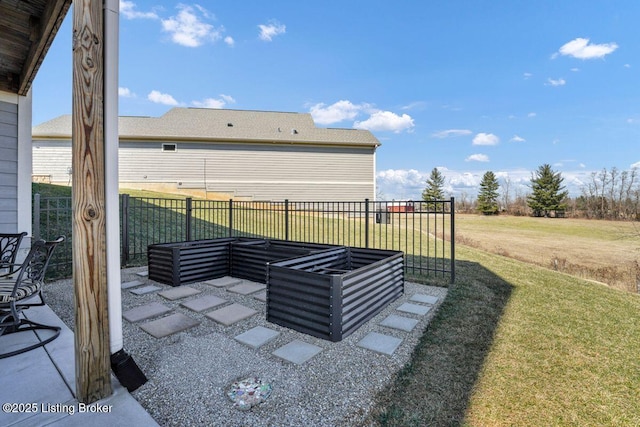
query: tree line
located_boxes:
[422,165,640,220]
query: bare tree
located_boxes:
[501,176,512,213]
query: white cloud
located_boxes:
[631,161,640,169]
[465,154,490,162]
[528,112,537,118]
[624,64,631,68]
[224,36,235,46]
[118,87,134,98]
[120,0,158,20]
[162,5,221,47]
[510,135,525,142]
[309,100,365,125]
[555,37,618,60]
[401,101,427,110]
[354,111,415,133]
[258,21,286,41]
[376,169,426,199]
[546,77,566,86]
[523,72,533,79]
[192,94,235,109]
[472,133,499,146]
[571,67,580,72]
[148,90,179,105]
[431,129,472,138]
[377,169,424,187]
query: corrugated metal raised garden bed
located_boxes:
[267,247,404,342]
[147,237,404,341]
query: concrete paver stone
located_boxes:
[139,313,200,338]
[205,303,257,326]
[130,285,161,295]
[123,302,172,323]
[396,302,432,316]
[410,294,439,305]
[379,314,419,332]
[158,286,201,300]
[234,326,280,349]
[121,280,144,289]
[228,282,266,295]
[357,332,403,356]
[180,295,228,312]
[272,340,323,365]
[204,277,243,288]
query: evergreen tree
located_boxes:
[527,164,569,217]
[422,168,445,200]
[477,171,500,215]
[422,168,445,209]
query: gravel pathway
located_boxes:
[44,267,447,426]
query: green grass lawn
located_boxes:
[366,244,640,426]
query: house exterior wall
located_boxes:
[0,91,32,242]
[0,98,18,232]
[32,139,376,201]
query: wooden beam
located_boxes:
[18,0,71,96]
[72,0,112,404]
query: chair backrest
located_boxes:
[15,236,65,285]
[0,232,27,269]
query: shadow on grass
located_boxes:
[364,258,513,426]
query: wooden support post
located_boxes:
[72,0,112,403]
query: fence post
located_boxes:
[33,193,41,239]
[185,197,192,241]
[121,194,129,266]
[284,199,289,241]
[450,196,455,284]
[228,199,233,238]
[364,198,370,248]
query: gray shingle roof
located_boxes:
[33,107,381,147]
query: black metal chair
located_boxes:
[0,232,27,276]
[0,236,65,359]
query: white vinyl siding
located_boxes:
[32,139,73,184]
[32,139,376,201]
[118,141,374,201]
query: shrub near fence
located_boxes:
[33,194,455,283]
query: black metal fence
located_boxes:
[33,195,455,282]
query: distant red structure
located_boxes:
[386,201,415,213]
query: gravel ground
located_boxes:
[44,267,447,427]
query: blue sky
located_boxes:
[32,1,640,200]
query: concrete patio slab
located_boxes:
[129,285,161,295]
[396,302,432,316]
[227,282,266,295]
[139,313,200,338]
[380,314,419,332]
[121,280,144,289]
[205,303,257,326]
[272,340,323,365]
[0,304,158,426]
[410,294,439,305]
[123,302,172,323]
[204,276,243,288]
[234,326,280,349]
[158,286,201,301]
[180,295,228,312]
[357,332,403,356]
[136,270,149,277]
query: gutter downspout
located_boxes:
[104,0,146,391]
